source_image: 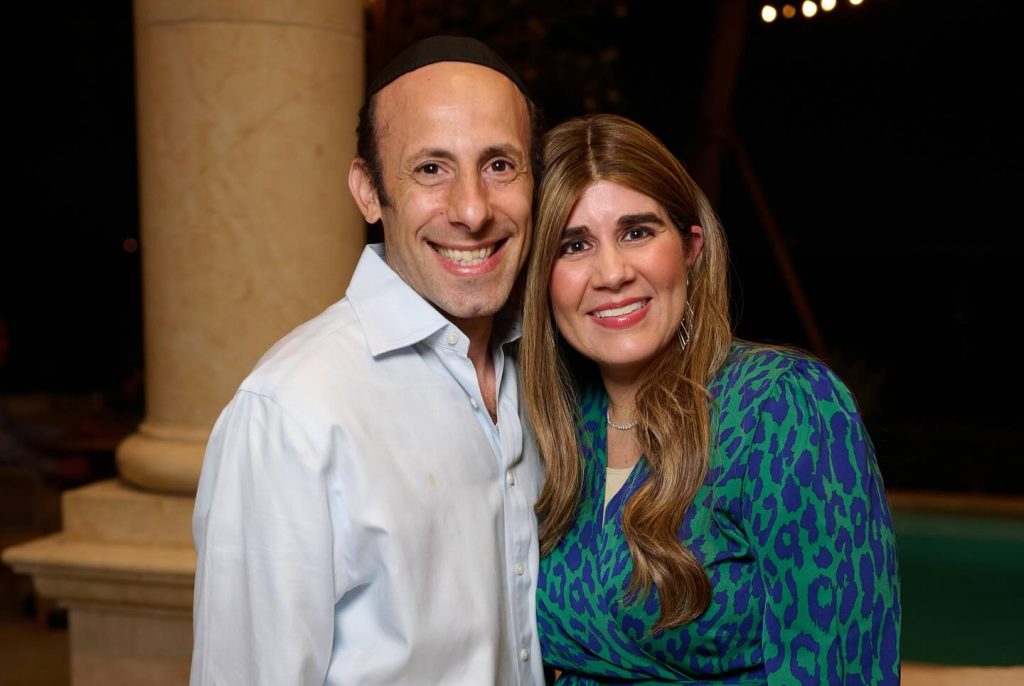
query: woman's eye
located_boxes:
[490,160,512,173]
[562,239,588,255]
[625,227,652,241]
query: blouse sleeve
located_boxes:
[741,358,900,685]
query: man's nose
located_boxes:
[446,173,493,231]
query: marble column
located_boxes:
[121,0,365,494]
[3,1,365,683]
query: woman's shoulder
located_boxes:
[710,341,859,416]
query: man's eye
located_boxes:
[419,163,441,175]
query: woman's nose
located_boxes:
[592,245,634,289]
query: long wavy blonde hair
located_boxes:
[521,114,734,630]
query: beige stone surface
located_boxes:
[2,481,195,681]
[2,479,196,683]
[3,530,194,613]
[134,0,362,29]
[3,481,196,597]
[4,535,193,580]
[122,0,366,493]
[116,428,206,499]
[133,16,363,427]
[62,478,194,547]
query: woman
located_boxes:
[521,114,900,684]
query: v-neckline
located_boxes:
[595,391,647,530]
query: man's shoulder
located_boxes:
[239,297,368,399]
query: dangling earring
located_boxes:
[678,302,695,351]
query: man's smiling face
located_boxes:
[367,61,533,329]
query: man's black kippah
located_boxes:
[366,35,529,98]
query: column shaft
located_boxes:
[120,0,365,493]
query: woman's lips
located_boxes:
[589,298,650,329]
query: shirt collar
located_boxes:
[346,244,523,356]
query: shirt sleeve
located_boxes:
[190,390,340,685]
[742,359,901,685]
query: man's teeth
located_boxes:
[593,301,645,318]
[437,246,495,265]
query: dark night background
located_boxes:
[1,0,1020,494]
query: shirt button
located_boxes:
[446,332,459,346]
[519,648,529,661]
[506,472,515,487]
[514,563,524,576]
[470,398,479,409]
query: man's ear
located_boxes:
[348,159,382,224]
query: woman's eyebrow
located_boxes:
[560,225,592,239]
[617,212,664,226]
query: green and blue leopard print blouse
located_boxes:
[537,344,901,684]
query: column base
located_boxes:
[2,479,196,685]
[116,422,207,495]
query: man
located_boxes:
[190,36,544,685]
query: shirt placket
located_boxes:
[497,372,537,683]
[433,327,538,684]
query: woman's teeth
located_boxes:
[593,301,646,318]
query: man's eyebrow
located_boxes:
[617,212,664,227]
[410,148,457,162]
[479,144,525,164]
[408,145,525,165]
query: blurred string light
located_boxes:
[761,0,862,22]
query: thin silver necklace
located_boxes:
[606,409,637,431]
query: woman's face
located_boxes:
[549,180,703,382]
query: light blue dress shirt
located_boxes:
[191,244,543,685]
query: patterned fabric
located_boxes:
[537,345,900,685]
